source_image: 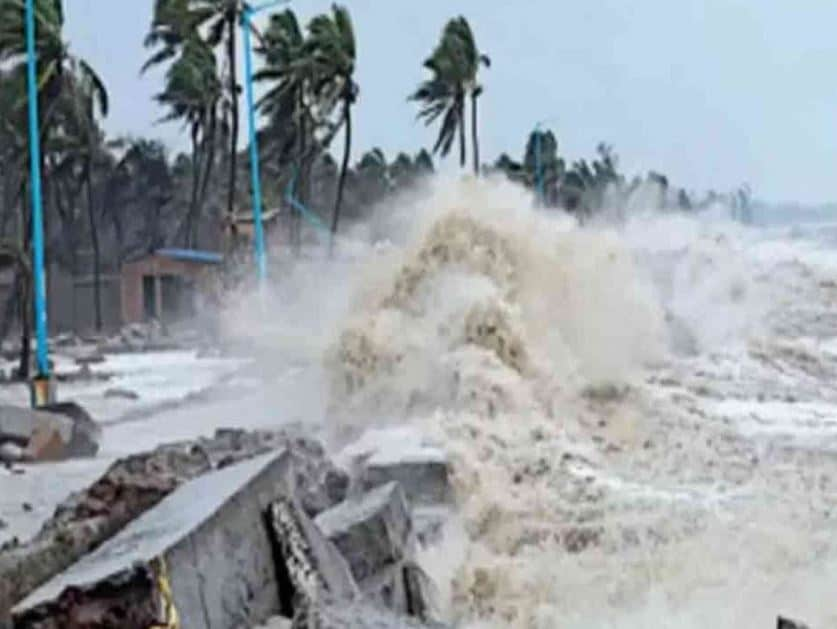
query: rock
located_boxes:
[361,448,452,508]
[103,388,140,401]
[0,406,71,448]
[24,425,66,462]
[412,507,452,547]
[315,483,414,584]
[777,617,810,629]
[39,402,101,459]
[314,483,433,620]
[0,429,340,621]
[205,429,349,517]
[13,452,296,629]
[0,443,25,465]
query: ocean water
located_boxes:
[227,178,837,628]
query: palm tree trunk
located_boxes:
[85,161,103,332]
[186,126,201,248]
[295,93,307,255]
[196,108,218,246]
[225,14,240,227]
[471,92,480,176]
[18,185,31,380]
[458,95,466,168]
[330,97,352,256]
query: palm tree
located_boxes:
[57,59,110,330]
[255,9,309,250]
[154,36,221,248]
[0,0,107,371]
[304,4,357,246]
[411,16,488,174]
[145,0,242,232]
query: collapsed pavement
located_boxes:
[1,427,455,628]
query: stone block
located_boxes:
[12,452,295,629]
[39,402,100,459]
[362,448,452,507]
[0,406,71,448]
[267,496,358,606]
[314,483,413,584]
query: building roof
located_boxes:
[154,248,224,265]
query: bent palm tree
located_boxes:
[411,16,488,173]
[145,0,242,228]
[155,36,221,248]
[305,4,358,246]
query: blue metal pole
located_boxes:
[25,0,50,378]
[242,6,268,282]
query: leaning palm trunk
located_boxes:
[330,96,352,256]
[85,161,103,332]
[196,108,219,247]
[471,91,480,176]
[458,93,466,168]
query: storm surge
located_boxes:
[233,176,837,628]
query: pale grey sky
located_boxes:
[65,1,837,204]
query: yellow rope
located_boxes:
[149,557,180,629]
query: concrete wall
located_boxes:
[121,255,217,325]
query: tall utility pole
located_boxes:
[242,0,289,283]
[25,0,53,406]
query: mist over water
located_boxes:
[222,177,837,628]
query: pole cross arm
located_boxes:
[244,0,290,18]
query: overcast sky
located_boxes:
[64,1,837,204]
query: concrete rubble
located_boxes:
[13,452,295,628]
[0,403,100,465]
[0,426,455,628]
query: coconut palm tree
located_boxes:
[304,4,357,245]
[411,16,488,174]
[155,36,221,248]
[255,8,309,249]
[145,0,243,231]
[53,59,110,330]
[0,0,107,372]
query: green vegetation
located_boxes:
[0,1,750,374]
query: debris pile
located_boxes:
[0,428,454,629]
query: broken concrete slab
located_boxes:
[412,507,452,547]
[13,451,295,629]
[39,402,101,459]
[267,496,358,605]
[23,425,65,462]
[207,428,349,517]
[0,406,72,448]
[315,482,414,584]
[361,447,452,508]
[0,429,321,618]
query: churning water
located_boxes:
[227,177,837,628]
